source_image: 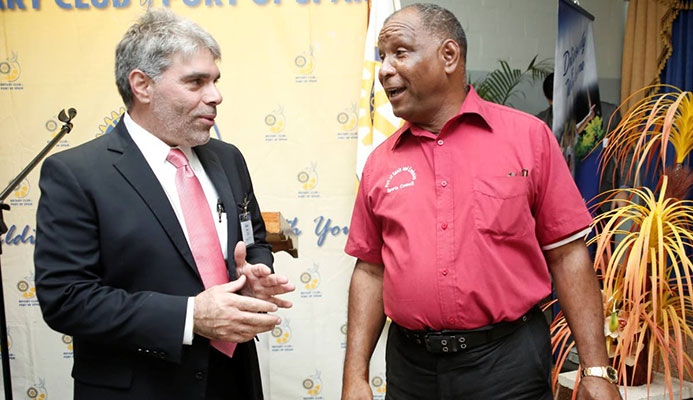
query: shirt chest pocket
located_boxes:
[472,176,532,237]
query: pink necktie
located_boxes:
[167,148,236,357]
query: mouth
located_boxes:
[197,114,216,126]
[385,87,406,101]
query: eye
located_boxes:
[396,49,407,57]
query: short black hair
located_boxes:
[393,3,467,61]
[543,73,554,101]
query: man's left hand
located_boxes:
[577,377,622,400]
[234,242,295,308]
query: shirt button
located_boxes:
[441,180,448,187]
[442,269,448,276]
[437,139,444,146]
[448,317,455,324]
[441,223,448,230]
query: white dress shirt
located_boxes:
[124,113,228,345]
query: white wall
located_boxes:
[400,0,628,112]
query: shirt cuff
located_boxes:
[541,227,592,251]
[183,297,195,345]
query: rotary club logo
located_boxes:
[0,329,15,360]
[337,103,358,140]
[8,179,33,207]
[299,264,322,298]
[26,379,48,400]
[264,105,288,142]
[0,51,23,90]
[295,50,314,75]
[62,335,73,350]
[371,374,387,398]
[45,114,70,149]
[297,162,319,199]
[302,370,323,398]
[17,274,39,307]
[96,107,126,137]
[62,334,74,359]
[340,321,347,349]
[270,317,293,352]
[13,180,29,198]
[295,45,318,84]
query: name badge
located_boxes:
[240,213,254,246]
[239,194,255,246]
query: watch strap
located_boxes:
[581,366,618,384]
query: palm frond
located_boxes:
[473,56,553,106]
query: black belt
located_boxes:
[394,307,538,354]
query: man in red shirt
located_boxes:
[342,4,621,400]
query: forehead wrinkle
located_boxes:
[378,17,418,46]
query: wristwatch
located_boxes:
[581,366,618,384]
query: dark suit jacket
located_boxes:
[34,120,272,399]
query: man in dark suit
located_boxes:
[34,9,294,400]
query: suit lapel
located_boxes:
[194,144,240,279]
[108,121,198,273]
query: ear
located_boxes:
[128,69,153,105]
[440,39,462,75]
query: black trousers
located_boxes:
[385,309,553,400]
[206,346,258,400]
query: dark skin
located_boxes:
[376,8,466,133]
[342,7,621,400]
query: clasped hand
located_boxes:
[193,242,295,343]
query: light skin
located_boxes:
[128,48,222,147]
[194,243,295,343]
[128,48,295,343]
[342,8,620,400]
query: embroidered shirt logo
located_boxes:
[384,166,417,193]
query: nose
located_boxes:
[378,55,395,84]
[205,83,223,106]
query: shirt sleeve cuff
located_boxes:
[541,227,592,251]
[183,297,195,345]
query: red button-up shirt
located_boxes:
[345,87,592,331]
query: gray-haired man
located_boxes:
[34,9,294,400]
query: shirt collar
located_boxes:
[123,112,194,165]
[391,85,495,150]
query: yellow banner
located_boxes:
[0,2,376,398]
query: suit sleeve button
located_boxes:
[195,371,206,380]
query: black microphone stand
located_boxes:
[0,108,76,400]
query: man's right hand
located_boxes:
[341,378,373,400]
[193,275,281,343]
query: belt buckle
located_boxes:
[424,332,467,353]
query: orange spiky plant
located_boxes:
[602,85,693,197]
[551,85,693,398]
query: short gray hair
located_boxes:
[391,3,467,61]
[115,9,221,108]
